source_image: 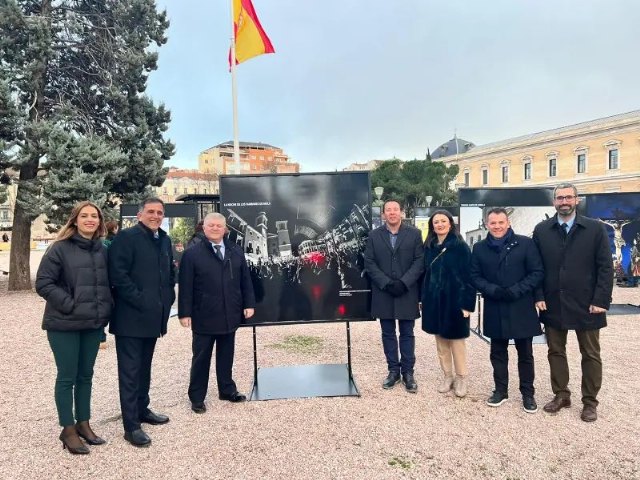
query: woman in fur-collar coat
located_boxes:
[421,210,476,398]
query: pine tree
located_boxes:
[0,0,174,290]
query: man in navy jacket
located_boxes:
[178,212,255,413]
[471,207,544,414]
[109,197,176,447]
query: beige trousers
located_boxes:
[435,335,468,377]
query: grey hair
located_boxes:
[552,183,578,198]
[203,212,226,225]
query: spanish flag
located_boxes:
[231,0,275,65]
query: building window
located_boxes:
[183,188,188,194]
[577,153,586,173]
[163,187,167,194]
[204,159,208,164]
[523,162,532,180]
[481,169,488,185]
[608,149,619,169]
[501,166,509,183]
[173,187,178,194]
[463,172,470,187]
[548,158,557,177]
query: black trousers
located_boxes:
[115,336,157,432]
[188,332,237,404]
[489,337,535,397]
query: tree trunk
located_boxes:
[7,0,51,291]
[7,189,35,290]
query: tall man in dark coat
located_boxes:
[109,198,176,447]
[533,184,613,422]
[178,212,255,413]
[364,200,424,392]
[471,207,544,413]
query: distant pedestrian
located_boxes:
[187,220,205,249]
[2,232,8,242]
[99,220,119,349]
[35,201,111,454]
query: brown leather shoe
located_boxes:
[580,404,597,422]
[543,396,571,413]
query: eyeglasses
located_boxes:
[555,195,576,202]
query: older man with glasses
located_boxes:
[532,183,613,422]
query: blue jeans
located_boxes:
[380,319,415,375]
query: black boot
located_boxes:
[382,371,401,389]
[402,373,418,393]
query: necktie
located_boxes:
[214,244,223,261]
[561,223,569,236]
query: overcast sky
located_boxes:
[147,0,640,172]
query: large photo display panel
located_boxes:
[458,188,554,247]
[582,192,640,280]
[220,172,372,325]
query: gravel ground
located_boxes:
[0,251,639,479]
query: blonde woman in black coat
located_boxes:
[421,210,476,397]
[35,201,112,454]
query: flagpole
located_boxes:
[230,0,241,174]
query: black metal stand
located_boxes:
[249,322,360,401]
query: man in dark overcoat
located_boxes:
[532,183,613,422]
[364,199,424,392]
[471,207,544,413]
[109,198,176,446]
[178,212,255,413]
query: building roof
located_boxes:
[167,169,217,181]
[460,109,640,157]
[213,141,279,150]
[431,137,476,159]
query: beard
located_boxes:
[555,204,576,217]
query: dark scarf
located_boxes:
[486,228,514,252]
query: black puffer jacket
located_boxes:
[36,234,112,331]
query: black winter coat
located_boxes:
[35,235,112,331]
[421,232,476,339]
[532,214,613,331]
[470,231,544,339]
[178,239,256,335]
[108,223,176,338]
[364,224,424,320]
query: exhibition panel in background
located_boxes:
[219,171,372,326]
[219,172,373,401]
[581,192,640,283]
[458,188,554,344]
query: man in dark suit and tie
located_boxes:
[364,199,424,392]
[109,197,176,447]
[533,183,613,422]
[178,212,255,413]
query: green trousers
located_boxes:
[546,326,602,407]
[47,329,103,426]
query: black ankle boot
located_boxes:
[60,426,90,455]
